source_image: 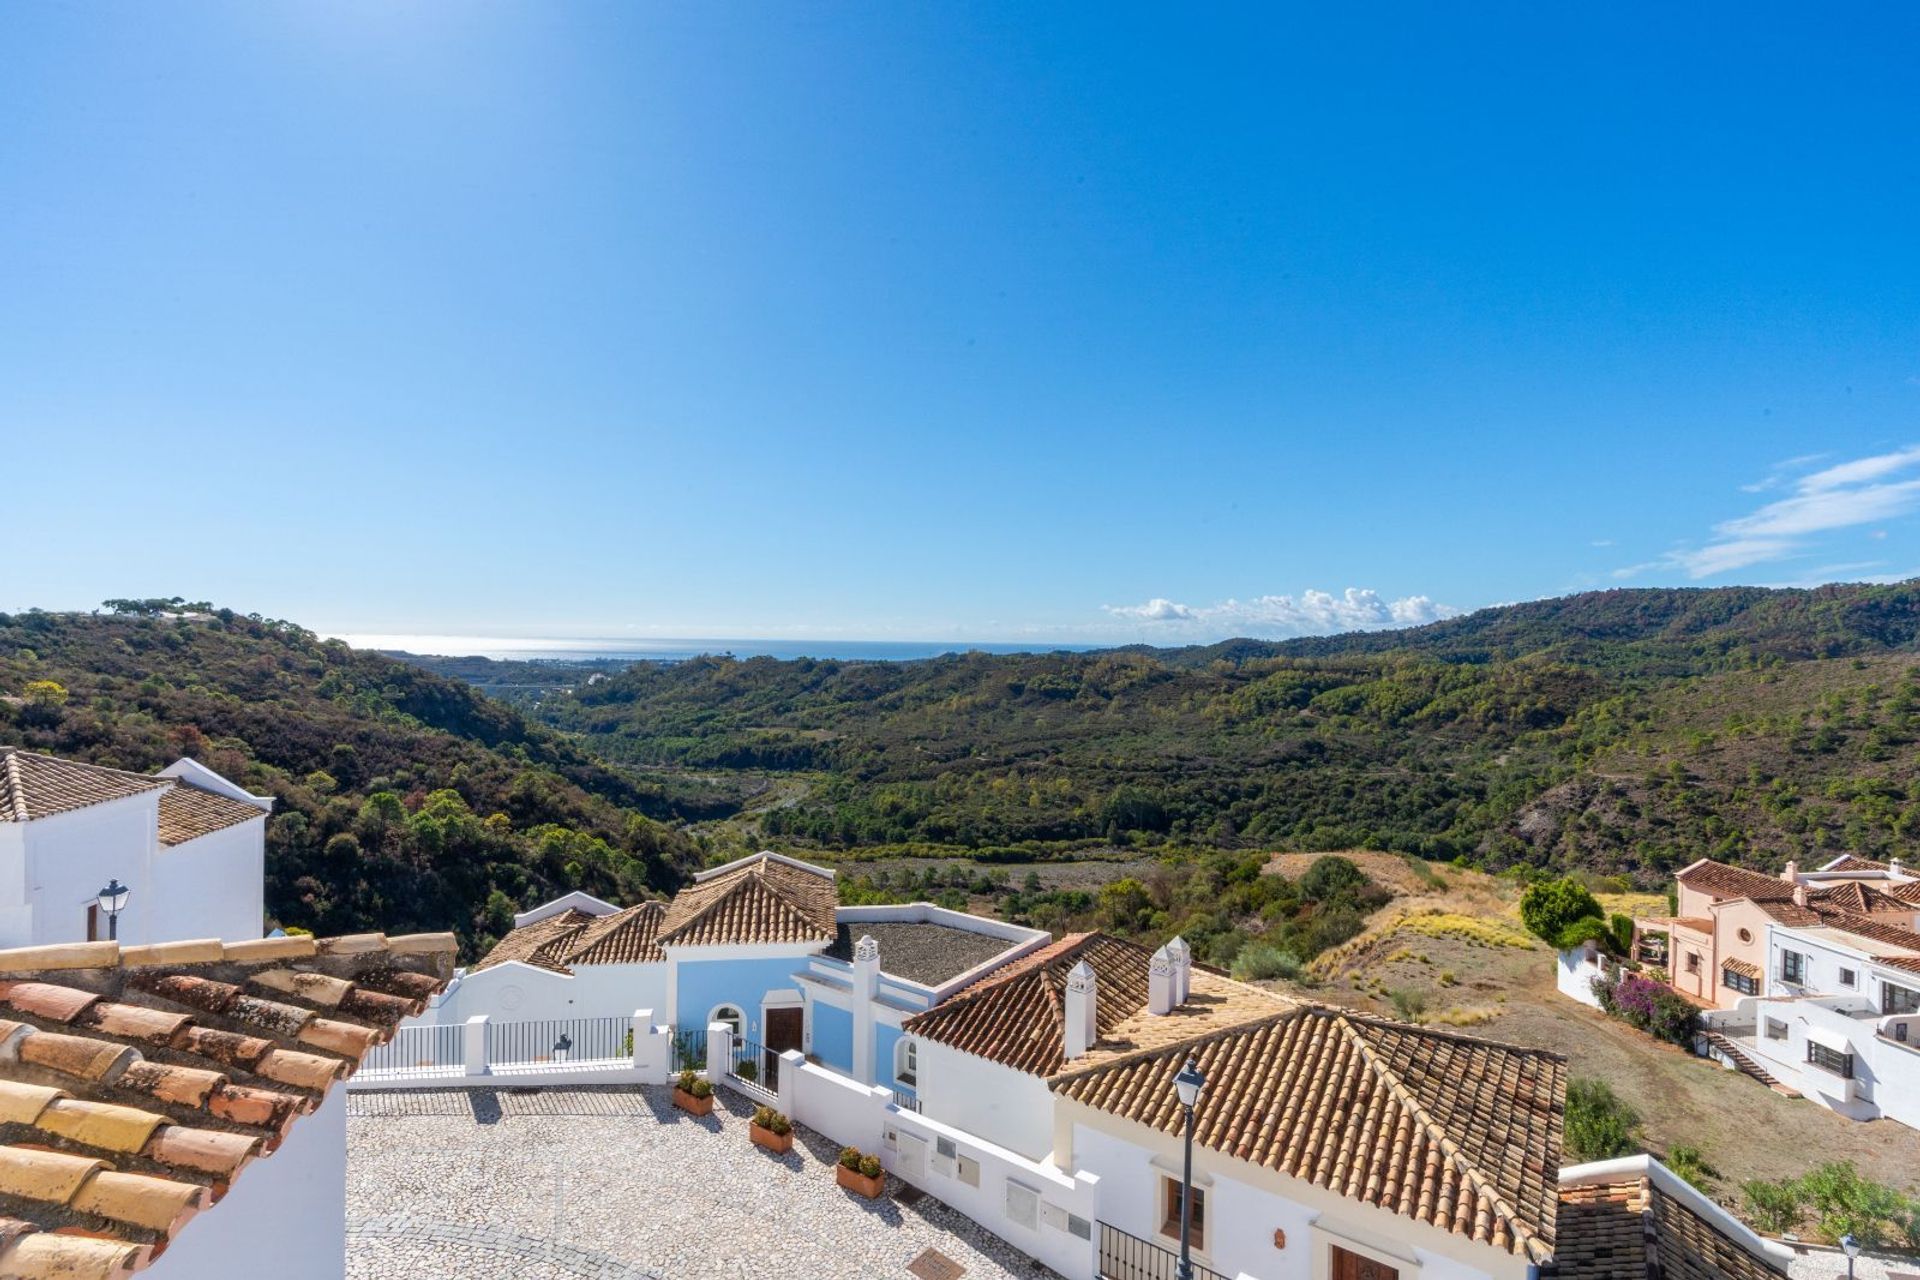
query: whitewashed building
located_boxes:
[0,749,270,947]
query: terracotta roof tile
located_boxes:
[469,910,594,975]
[1544,1177,1787,1279]
[1053,1006,1567,1262]
[559,902,668,965]
[903,934,1155,1076]
[0,930,452,1273]
[1823,855,1890,872]
[0,752,169,823]
[155,785,264,847]
[658,855,838,949]
[1676,861,1796,902]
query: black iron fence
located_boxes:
[668,1027,706,1073]
[487,1016,629,1068]
[726,1035,779,1099]
[1098,1222,1227,1280]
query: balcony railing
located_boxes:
[1098,1222,1228,1280]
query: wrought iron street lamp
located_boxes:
[1172,1055,1206,1280]
[95,879,130,941]
[1841,1232,1859,1280]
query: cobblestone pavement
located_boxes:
[346,1085,1061,1280]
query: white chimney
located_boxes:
[852,935,880,1084]
[1148,946,1174,1016]
[1064,960,1098,1060]
[1781,861,1799,884]
[1166,936,1191,1005]
[1792,884,1809,908]
[1890,857,1906,880]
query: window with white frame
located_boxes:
[894,1037,918,1087]
[1839,967,1857,988]
[1885,981,1920,1016]
[1765,1018,1788,1041]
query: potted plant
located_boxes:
[673,1068,714,1116]
[835,1146,885,1199]
[749,1105,794,1154]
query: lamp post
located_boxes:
[1172,1055,1206,1280]
[95,879,130,941]
[1841,1232,1859,1280]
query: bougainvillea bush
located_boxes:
[1593,973,1700,1046]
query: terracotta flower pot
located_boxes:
[673,1086,714,1116]
[750,1122,793,1154]
[836,1163,884,1199]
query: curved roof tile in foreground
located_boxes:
[1051,1005,1566,1263]
[0,929,455,1279]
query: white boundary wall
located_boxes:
[349,1010,675,1091]
[778,1052,1099,1280]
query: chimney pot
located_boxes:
[1166,936,1191,1005]
[1148,947,1174,1016]
[1064,960,1098,1059]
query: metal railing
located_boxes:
[1098,1222,1227,1280]
[725,1035,779,1100]
[890,1088,921,1113]
[488,1016,630,1067]
[668,1026,706,1073]
[358,1023,463,1077]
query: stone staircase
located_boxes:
[1701,1030,1799,1097]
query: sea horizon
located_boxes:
[329,632,1101,663]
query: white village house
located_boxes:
[0,749,271,946]
[408,851,1795,1280]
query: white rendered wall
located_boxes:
[1556,944,1610,1009]
[149,819,266,942]
[20,794,161,945]
[785,1059,1098,1280]
[1070,1118,1508,1280]
[417,961,668,1028]
[917,1040,1058,1162]
[149,1087,347,1280]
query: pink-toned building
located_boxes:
[1635,855,1920,1010]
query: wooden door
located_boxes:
[767,1007,804,1052]
[1330,1246,1399,1280]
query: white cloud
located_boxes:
[1104,597,1197,621]
[1102,587,1459,640]
[1631,445,1920,581]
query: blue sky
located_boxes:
[4,4,1918,646]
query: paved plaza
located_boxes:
[346,1085,1062,1280]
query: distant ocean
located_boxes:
[330,634,1095,663]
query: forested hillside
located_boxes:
[0,605,703,954]
[432,582,1920,883]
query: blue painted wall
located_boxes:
[812,1000,854,1072]
[673,955,813,1040]
[876,1022,914,1096]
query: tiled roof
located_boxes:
[1749,898,1823,927]
[156,786,265,847]
[1821,855,1890,872]
[903,934,1155,1077]
[1053,1007,1566,1262]
[1068,969,1293,1070]
[1676,861,1794,902]
[471,903,671,974]
[0,751,169,823]
[560,902,667,965]
[470,911,594,975]
[1878,880,1920,906]
[1807,909,1920,955]
[1544,1178,1786,1280]
[1721,958,1761,980]
[0,929,454,1279]
[657,855,837,949]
